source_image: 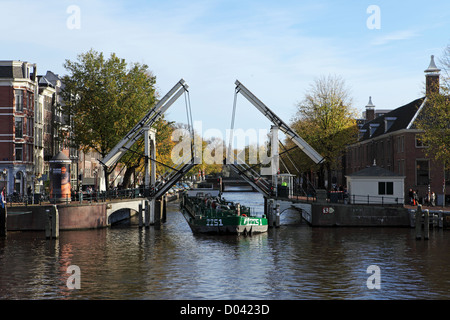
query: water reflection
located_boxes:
[1,192,450,299]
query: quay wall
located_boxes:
[7,203,108,231]
[309,202,411,227]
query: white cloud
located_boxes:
[370,29,418,46]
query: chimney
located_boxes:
[365,96,375,122]
[424,55,440,96]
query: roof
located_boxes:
[0,65,25,78]
[346,165,404,178]
[49,151,71,163]
[358,97,425,141]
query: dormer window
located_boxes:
[384,117,397,132]
[358,129,367,140]
[369,123,379,137]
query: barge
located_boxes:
[180,187,268,235]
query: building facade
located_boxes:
[346,56,449,205]
[0,61,38,195]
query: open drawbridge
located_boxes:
[100,79,324,226]
[225,80,324,199]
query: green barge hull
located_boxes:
[180,191,268,235]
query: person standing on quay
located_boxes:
[1,187,6,209]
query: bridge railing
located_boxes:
[5,187,158,206]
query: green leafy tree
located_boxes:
[415,46,450,194]
[290,75,358,190]
[61,49,157,190]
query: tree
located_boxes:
[119,115,175,188]
[415,45,450,194]
[61,49,157,190]
[291,75,358,190]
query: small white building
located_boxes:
[346,165,405,205]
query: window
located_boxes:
[15,117,23,138]
[369,124,379,137]
[416,160,429,185]
[397,136,404,153]
[27,92,33,110]
[15,90,23,111]
[15,145,23,161]
[384,117,397,132]
[378,182,394,195]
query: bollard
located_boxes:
[154,199,162,229]
[138,202,143,228]
[267,200,274,227]
[415,206,422,240]
[162,196,167,223]
[275,202,280,228]
[45,206,59,239]
[144,200,150,228]
[423,209,429,240]
[264,197,268,217]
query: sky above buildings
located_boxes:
[1,0,449,147]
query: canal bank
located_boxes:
[274,190,450,228]
[3,191,183,235]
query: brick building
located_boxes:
[345,55,448,205]
[0,61,38,195]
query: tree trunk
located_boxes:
[122,165,138,189]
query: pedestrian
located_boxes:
[409,188,414,205]
[431,192,436,207]
[1,187,6,209]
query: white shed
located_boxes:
[346,165,405,205]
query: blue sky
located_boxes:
[1,0,449,146]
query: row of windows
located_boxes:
[349,134,427,163]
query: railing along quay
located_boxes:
[5,187,158,207]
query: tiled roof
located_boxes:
[358,97,425,141]
[347,165,404,177]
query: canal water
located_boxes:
[1,191,450,300]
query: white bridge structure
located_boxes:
[100,79,324,228]
[106,198,165,227]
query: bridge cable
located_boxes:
[227,89,239,162]
[278,141,300,174]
